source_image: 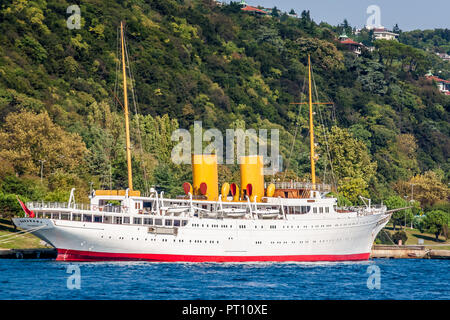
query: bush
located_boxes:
[423,210,448,241]
[375,229,394,244]
[0,192,26,218]
[413,215,426,232]
[392,231,408,245]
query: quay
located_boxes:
[0,248,57,259]
[0,246,448,260]
[370,245,450,259]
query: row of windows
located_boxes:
[100,234,353,245]
[286,206,311,214]
[268,238,353,245]
[101,235,221,244]
[312,207,330,214]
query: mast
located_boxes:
[308,55,316,190]
[120,21,133,191]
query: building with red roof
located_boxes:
[338,34,365,56]
[426,74,450,94]
[240,5,268,15]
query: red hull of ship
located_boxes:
[56,249,370,262]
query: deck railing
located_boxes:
[266,181,332,192]
[26,202,123,213]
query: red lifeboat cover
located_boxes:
[246,183,253,196]
[230,183,237,196]
[199,182,207,195]
[182,182,191,195]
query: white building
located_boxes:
[366,25,398,41]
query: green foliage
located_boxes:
[319,126,377,201]
[384,195,413,230]
[399,29,450,54]
[0,0,448,210]
[423,210,449,240]
[391,230,408,245]
[0,192,25,218]
[413,215,426,232]
[374,229,394,245]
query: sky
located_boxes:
[234,0,450,31]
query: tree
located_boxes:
[392,230,408,244]
[341,19,352,36]
[0,110,88,176]
[338,177,369,204]
[271,7,279,17]
[294,38,344,70]
[394,171,449,207]
[384,195,413,230]
[318,126,377,184]
[393,24,401,34]
[423,210,448,241]
[0,192,25,218]
[300,10,311,22]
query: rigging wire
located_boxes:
[310,65,339,196]
[283,72,308,181]
[0,225,46,244]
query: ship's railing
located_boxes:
[266,181,332,192]
[338,205,387,216]
[26,202,123,213]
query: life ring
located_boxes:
[92,205,98,211]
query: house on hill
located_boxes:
[366,26,399,41]
[436,52,450,62]
[239,0,268,15]
[338,33,365,56]
[426,73,450,95]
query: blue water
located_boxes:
[0,259,448,300]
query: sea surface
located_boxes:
[0,259,448,300]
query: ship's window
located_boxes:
[319,207,323,214]
[103,216,111,224]
[181,220,187,226]
[114,216,123,224]
[143,218,153,225]
[73,214,81,221]
[123,217,130,224]
[325,207,330,213]
[173,220,180,227]
[61,214,70,221]
[133,217,142,225]
[83,215,92,222]
[165,219,172,226]
[155,219,162,226]
[94,215,102,223]
[313,207,317,214]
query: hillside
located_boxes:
[0,0,449,211]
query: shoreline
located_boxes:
[1,246,449,260]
